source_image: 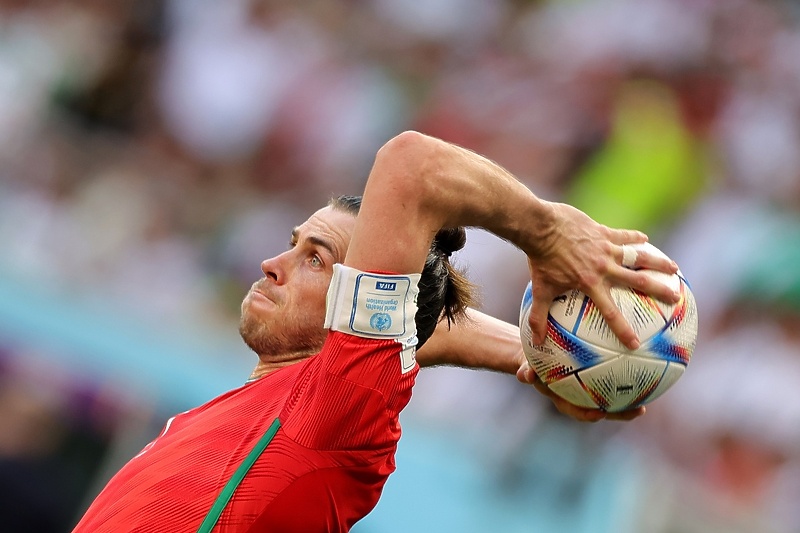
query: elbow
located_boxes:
[378,130,431,159]
[373,130,440,201]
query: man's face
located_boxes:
[239,206,356,359]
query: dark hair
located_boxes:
[329,195,475,348]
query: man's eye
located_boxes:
[310,255,322,267]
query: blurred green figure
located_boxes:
[566,79,708,236]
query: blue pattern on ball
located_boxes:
[549,318,604,368]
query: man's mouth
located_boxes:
[251,285,276,304]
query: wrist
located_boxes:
[513,198,558,258]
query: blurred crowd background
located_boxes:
[2,0,800,531]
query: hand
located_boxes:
[516,362,646,422]
[525,202,679,350]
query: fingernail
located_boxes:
[629,338,640,350]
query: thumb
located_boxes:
[516,362,535,384]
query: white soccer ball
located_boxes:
[519,243,698,412]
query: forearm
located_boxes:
[407,135,556,256]
[416,308,524,375]
[345,131,555,274]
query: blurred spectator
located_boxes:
[0,355,119,533]
[2,0,800,531]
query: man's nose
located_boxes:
[260,253,286,283]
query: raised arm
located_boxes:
[345,131,678,349]
[344,130,543,275]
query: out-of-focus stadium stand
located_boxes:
[2,0,800,531]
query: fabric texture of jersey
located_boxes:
[72,329,419,533]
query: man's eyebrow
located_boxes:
[291,227,338,259]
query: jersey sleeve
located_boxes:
[280,265,421,452]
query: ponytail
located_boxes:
[329,195,476,348]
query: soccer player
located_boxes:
[73,132,679,532]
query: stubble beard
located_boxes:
[238,310,327,361]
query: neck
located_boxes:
[248,352,312,381]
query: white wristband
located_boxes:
[324,263,420,340]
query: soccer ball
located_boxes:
[518,243,698,412]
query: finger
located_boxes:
[619,243,640,269]
[616,244,678,274]
[587,288,640,349]
[613,266,680,304]
[607,228,648,246]
[547,395,607,422]
[516,363,536,384]
[633,249,679,274]
[527,286,557,346]
[556,403,607,422]
[605,406,646,421]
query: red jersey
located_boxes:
[73,331,418,532]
